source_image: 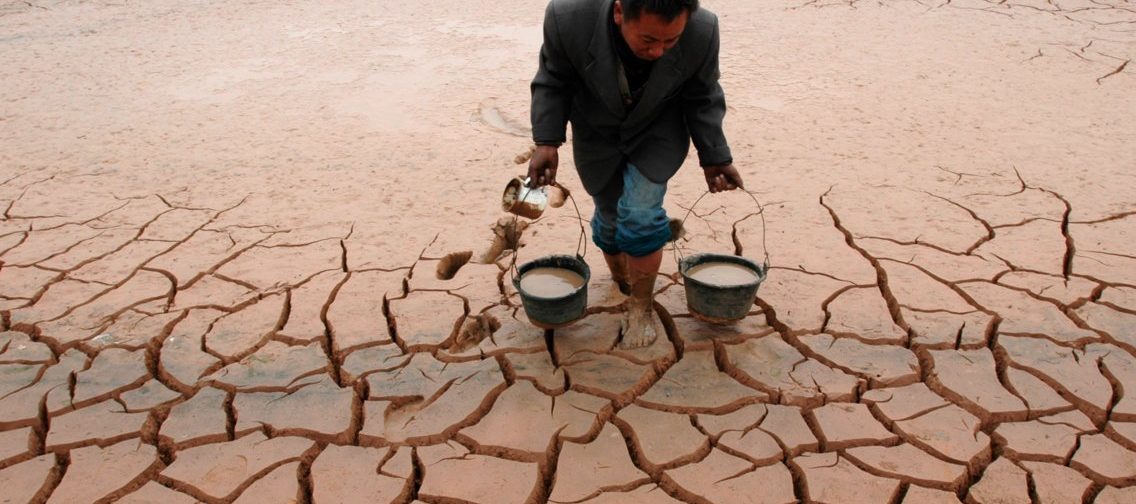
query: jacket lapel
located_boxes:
[584,0,627,119]
[622,44,684,127]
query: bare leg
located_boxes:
[620,249,661,349]
[603,251,631,296]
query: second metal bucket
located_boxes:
[680,253,766,323]
[674,189,771,324]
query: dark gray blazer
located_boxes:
[531,0,733,195]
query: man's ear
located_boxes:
[613,0,623,26]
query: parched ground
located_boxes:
[2,0,1135,502]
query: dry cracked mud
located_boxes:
[2,0,1135,503]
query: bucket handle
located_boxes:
[508,182,588,281]
[673,189,771,271]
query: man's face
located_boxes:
[614,1,689,61]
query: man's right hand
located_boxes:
[527,145,559,187]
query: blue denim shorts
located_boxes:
[591,163,671,257]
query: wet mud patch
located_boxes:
[477,104,530,138]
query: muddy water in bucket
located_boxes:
[686,261,760,287]
[519,267,586,298]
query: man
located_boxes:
[528,0,744,348]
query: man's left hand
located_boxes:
[703,164,744,193]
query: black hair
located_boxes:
[620,0,699,22]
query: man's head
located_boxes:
[614,0,699,61]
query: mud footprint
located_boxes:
[477,103,530,138]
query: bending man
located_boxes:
[528,0,744,348]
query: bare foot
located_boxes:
[620,303,658,349]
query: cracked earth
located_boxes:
[1,0,1135,503]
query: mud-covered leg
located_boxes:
[620,249,661,349]
[604,251,631,296]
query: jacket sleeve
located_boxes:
[530,1,576,145]
[681,17,733,167]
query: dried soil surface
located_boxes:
[2,0,1135,503]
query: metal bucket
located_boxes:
[674,189,771,324]
[509,187,591,328]
[513,254,591,328]
[502,176,548,219]
[680,253,766,323]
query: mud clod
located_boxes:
[451,313,501,352]
[436,251,473,280]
